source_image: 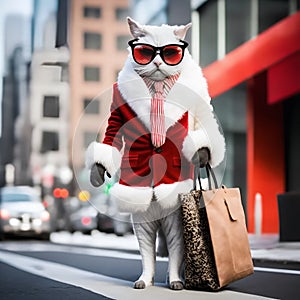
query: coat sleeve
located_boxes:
[85,84,123,176]
[182,101,225,168]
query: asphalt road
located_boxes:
[0,237,300,299]
[0,262,111,300]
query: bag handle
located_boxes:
[193,163,218,191]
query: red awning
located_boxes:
[203,12,300,100]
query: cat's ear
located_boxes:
[174,23,192,40]
[127,17,145,38]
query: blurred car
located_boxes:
[90,192,132,236]
[68,205,98,234]
[0,186,51,240]
[112,216,133,236]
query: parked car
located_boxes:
[90,192,132,236]
[0,186,51,240]
[68,205,98,234]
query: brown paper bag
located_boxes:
[180,165,254,290]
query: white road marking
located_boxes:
[254,267,300,276]
[0,240,158,261]
[0,250,275,300]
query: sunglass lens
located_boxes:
[162,46,183,65]
[133,45,155,65]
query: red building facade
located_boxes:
[201,9,300,233]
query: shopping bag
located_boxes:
[179,165,254,290]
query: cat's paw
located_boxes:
[133,280,146,289]
[170,281,184,290]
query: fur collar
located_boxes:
[117,53,211,131]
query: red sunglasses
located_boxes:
[128,38,189,66]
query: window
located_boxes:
[84,98,100,114]
[117,35,132,51]
[198,0,218,67]
[41,131,59,153]
[226,0,251,53]
[84,66,100,82]
[83,6,101,18]
[84,32,102,50]
[43,95,59,118]
[115,8,129,21]
[258,0,289,33]
[116,35,130,51]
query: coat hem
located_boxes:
[110,179,193,214]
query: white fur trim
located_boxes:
[182,130,210,160]
[181,97,226,167]
[110,179,193,214]
[154,179,192,210]
[182,127,225,168]
[85,142,121,176]
[117,52,211,132]
[110,184,153,213]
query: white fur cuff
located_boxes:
[182,129,225,168]
[85,142,121,176]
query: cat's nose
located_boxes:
[154,60,162,67]
[153,56,162,67]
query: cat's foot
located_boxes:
[170,281,184,290]
[134,280,146,289]
[133,278,154,289]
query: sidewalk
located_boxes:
[249,234,300,264]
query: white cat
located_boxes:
[86,17,225,290]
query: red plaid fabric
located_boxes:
[143,74,180,147]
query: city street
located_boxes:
[0,233,300,299]
[1,1,300,299]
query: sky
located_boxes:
[0,0,33,136]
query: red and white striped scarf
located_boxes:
[143,73,180,147]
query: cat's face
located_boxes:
[127,18,191,81]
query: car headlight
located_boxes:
[41,211,50,222]
[9,218,20,226]
[0,209,10,220]
[33,219,42,226]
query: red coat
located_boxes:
[85,58,225,213]
[103,83,193,188]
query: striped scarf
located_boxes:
[143,73,180,147]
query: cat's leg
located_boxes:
[161,208,184,290]
[132,217,159,289]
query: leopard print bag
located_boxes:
[180,188,220,290]
[180,165,253,290]
[180,165,220,290]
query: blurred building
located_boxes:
[130,0,191,31]
[0,15,32,187]
[31,0,58,51]
[69,0,130,192]
[192,0,300,234]
[30,0,72,193]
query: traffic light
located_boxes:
[53,188,69,199]
[78,190,90,202]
